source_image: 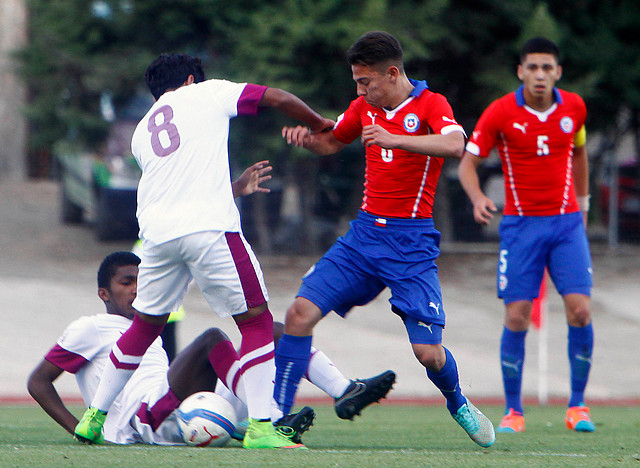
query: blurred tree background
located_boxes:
[16,0,640,251]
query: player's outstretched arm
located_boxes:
[260,87,334,133]
[458,151,497,225]
[282,125,345,155]
[362,125,465,159]
[27,360,79,435]
[232,160,272,198]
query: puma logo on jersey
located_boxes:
[429,302,440,314]
[367,111,376,124]
[417,322,433,333]
[513,122,528,134]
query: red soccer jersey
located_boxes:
[465,86,587,216]
[332,80,464,219]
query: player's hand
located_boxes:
[361,124,396,148]
[472,195,498,225]
[232,160,272,198]
[310,118,335,134]
[282,125,311,147]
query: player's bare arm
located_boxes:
[260,88,334,133]
[232,160,272,198]
[362,125,465,159]
[282,124,346,155]
[458,151,498,225]
[572,144,589,225]
[28,360,79,435]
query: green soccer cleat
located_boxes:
[452,398,496,447]
[74,407,107,444]
[242,419,307,449]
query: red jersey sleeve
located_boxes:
[332,97,365,144]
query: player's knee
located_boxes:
[413,345,445,371]
[198,328,230,349]
[567,306,591,327]
[284,302,318,335]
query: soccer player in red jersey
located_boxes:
[274,31,495,448]
[458,37,595,433]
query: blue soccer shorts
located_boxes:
[297,211,445,344]
[497,211,592,304]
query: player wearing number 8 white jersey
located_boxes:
[74,53,333,449]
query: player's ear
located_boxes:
[98,287,111,303]
[517,64,524,81]
[387,65,400,82]
[555,64,563,81]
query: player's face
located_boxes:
[102,265,138,319]
[517,53,562,102]
[352,63,394,108]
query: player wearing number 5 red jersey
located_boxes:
[74,53,334,449]
[458,38,595,433]
[274,31,495,448]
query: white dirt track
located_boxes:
[1,180,639,405]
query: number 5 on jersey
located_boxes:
[148,105,181,157]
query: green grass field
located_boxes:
[2,404,639,467]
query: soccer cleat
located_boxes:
[452,398,496,447]
[74,407,107,444]
[232,419,249,441]
[496,408,525,433]
[334,370,396,420]
[242,419,307,449]
[565,405,596,432]
[274,406,315,444]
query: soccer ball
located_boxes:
[177,391,237,447]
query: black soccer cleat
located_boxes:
[274,406,315,444]
[334,370,396,420]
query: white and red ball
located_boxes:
[177,391,237,447]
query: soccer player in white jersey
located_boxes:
[29,251,395,445]
[73,53,334,449]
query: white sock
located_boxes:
[305,347,350,399]
[90,359,135,412]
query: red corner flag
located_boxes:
[531,272,548,329]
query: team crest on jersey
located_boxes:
[560,116,574,134]
[403,113,420,133]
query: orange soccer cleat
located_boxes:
[565,405,596,432]
[496,408,525,433]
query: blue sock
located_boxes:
[501,326,526,414]
[568,323,593,407]
[426,347,466,414]
[273,334,312,415]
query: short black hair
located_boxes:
[346,31,404,71]
[144,53,206,100]
[520,37,560,63]
[97,251,140,290]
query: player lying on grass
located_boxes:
[27,249,395,445]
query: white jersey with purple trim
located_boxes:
[131,79,267,246]
[45,314,180,444]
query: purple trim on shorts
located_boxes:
[225,232,266,308]
[237,84,267,116]
[136,388,181,431]
[45,344,88,374]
